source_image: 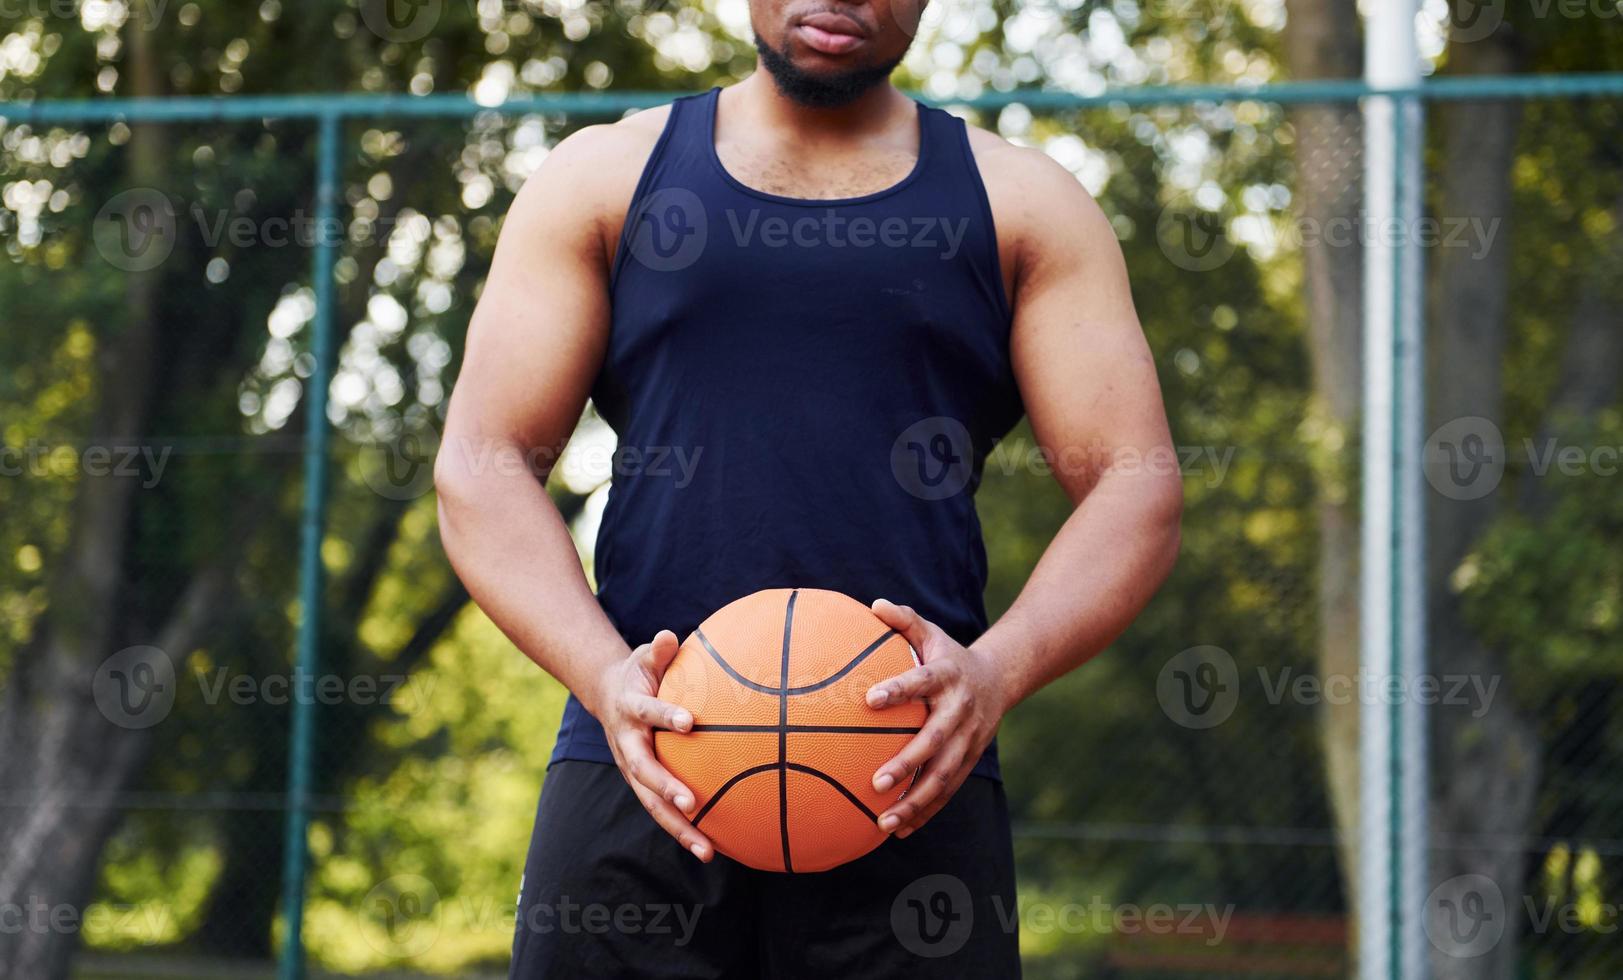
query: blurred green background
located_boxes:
[2,0,1621,977]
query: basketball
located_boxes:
[654,588,927,872]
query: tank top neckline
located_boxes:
[699,86,935,209]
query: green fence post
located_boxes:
[278,109,342,980]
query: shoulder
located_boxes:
[549,102,674,169]
[960,120,1117,274]
[502,103,677,258]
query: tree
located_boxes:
[0,0,714,971]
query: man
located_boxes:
[435,0,1182,974]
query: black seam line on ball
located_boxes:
[684,761,886,830]
[691,763,779,827]
[785,762,881,823]
[694,628,781,695]
[693,627,901,697]
[784,628,899,694]
[779,589,797,874]
[677,724,922,734]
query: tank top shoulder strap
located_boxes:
[609,89,720,285]
[908,101,1012,323]
[642,87,722,180]
[909,101,991,205]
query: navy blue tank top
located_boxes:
[550,88,1023,780]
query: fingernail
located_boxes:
[674,710,693,731]
[675,793,693,811]
[879,814,900,832]
[874,772,895,792]
[690,843,708,860]
[866,688,886,707]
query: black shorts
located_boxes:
[510,761,1021,979]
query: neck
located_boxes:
[731,70,912,141]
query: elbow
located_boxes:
[433,436,477,547]
[1154,472,1184,580]
[1134,469,1182,587]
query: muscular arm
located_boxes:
[435,113,714,859]
[436,127,623,705]
[868,142,1182,835]
[974,145,1184,703]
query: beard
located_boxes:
[753,32,905,109]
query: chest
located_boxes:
[715,138,918,200]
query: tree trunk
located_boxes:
[1282,0,1365,935]
[1424,19,1539,980]
[1520,190,1623,516]
[0,8,170,976]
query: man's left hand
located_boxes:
[865,598,1009,838]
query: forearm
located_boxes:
[436,438,626,716]
[972,469,1182,710]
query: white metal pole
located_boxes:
[1361,1,1425,979]
[1396,95,1430,980]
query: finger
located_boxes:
[866,658,951,709]
[871,598,932,658]
[894,754,975,838]
[639,629,682,674]
[878,733,969,830]
[624,770,716,862]
[618,728,699,813]
[871,703,961,792]
[626,692,694,732]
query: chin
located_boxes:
[754,32,902,108]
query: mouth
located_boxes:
[793,11,868,56]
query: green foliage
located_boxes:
[4,0,1623,975]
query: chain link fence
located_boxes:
[3,79,1621,979]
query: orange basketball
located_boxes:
[654,588,926,872]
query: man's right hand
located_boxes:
[590,630,715,862]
